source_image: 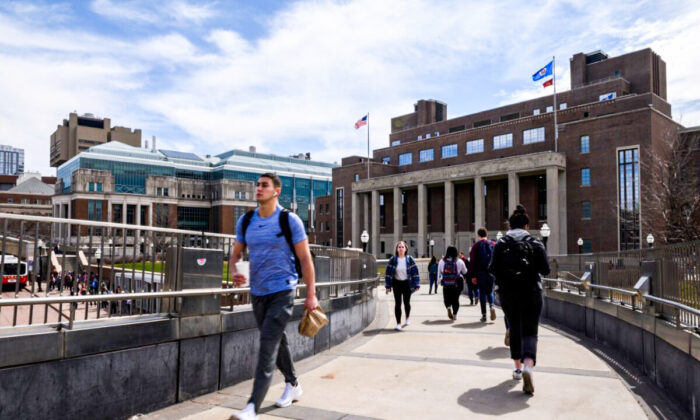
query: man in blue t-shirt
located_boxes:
[229,173,318,420]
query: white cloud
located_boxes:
[89,0,216,26]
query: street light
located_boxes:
[429,239,435,258]
[646,233,655,248]
[577,237,584,271]
[360,230,369,253]
[496,231,503,241]
[540,223,550,250]
[347,240,352,248]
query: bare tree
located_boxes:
[643,129,700,244]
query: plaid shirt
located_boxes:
[385,255,420,290]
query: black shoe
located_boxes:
[480,316,486,323]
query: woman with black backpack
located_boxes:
[489,205,550,395]
[385,241,420,331]
[439,246,467,321]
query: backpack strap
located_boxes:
[280,209,303,278]
[240,209,256,244]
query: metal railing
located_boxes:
[0,212,378,329]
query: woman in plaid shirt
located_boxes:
[385,241,421,331]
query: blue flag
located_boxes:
[532,61,553,82]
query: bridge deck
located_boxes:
[145,291,651,419]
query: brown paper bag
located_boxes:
[298,306,328,338]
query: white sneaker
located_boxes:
[512,369,522,380]
[522,365,534,394]
[404,319,411,327]
[230,402,257,420]
[394,324,402,331]
[275,382,303,408]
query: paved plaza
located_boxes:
[143,289,678,420]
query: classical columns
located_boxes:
[371,190,379,256]
[363,193,369,240]
[444,180,454,247]
[546,167,560,254]
[508,172,520,215]
[393,186,401,247]
[417,184,427,258]
[351,192,359,248]
[474,176,485,235]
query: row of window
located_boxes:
[4,198,51,204]
[87,182,103,192]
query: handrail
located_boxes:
[643,294,700,317]
[587,283,637,296]
[0,278,380,307]
[541,277,583,287]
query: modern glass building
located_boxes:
[0,145,24,176]
[55,142,335,234]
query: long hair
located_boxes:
[394,240,409,257]
[429,256,437,266]
[445,245,458,260]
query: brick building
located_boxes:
[325,48,687,257]
[0,172,56,217]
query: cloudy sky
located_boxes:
[1,0,699,175]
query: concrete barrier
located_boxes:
[0,287,377,420]
[541,288,700,419]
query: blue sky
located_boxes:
[2,0,700,175]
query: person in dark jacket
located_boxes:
[439,246,467,320]
[469,228,496,322]
[428,256,438,294]
[460,252,478,305]
[489,204,550,395]
[385,241,420,331]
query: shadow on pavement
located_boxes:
[476,346,511,361]
[452,321,488,329]
[422,319,453,325]
[458,380,530,415]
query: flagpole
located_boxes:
[366,112,370,180]
[552,56,558,153]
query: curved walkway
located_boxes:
[144,290,653,419]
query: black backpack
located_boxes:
[241,209,303,279]
[499,235,536,285]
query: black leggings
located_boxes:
[501,288,543,365]
[442,283,462,315]
[392,280,412,324]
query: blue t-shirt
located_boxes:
[235,205,308,296]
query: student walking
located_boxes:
[428,256,438,294]
[439,246,467,320]
[469,228,497,323]
[229,173,318,420]
[489,205,550,395]
[385,241,420,331]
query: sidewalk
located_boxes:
[143,290,652,419]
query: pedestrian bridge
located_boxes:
[0,213,698,419]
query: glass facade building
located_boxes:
[0,145,24,176]
[56,142,335,232]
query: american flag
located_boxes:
[355,115,367,129]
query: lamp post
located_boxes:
[577,237,584,270]
[646,233,655,249]
[540,223,550,250]
[360,230,369,253]
[429,239,435,258]
[347,240,352,248]
[496,231,503,241]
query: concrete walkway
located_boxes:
[143,290,655,420]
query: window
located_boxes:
[419,148,434,162]
[425,133,431,139]
[582,201,591,219]
[581,168,591,186]
[500,112,520,122]
[582,239,592,253]
[164,187,169,197]
[382,156,390,164]
[88,182,101,192]
[600,92,616,101]
[533,109,540,116]
[473,119,490,128]
[580,136,590,153]
[523,127,545,145]
[379,194,385,227]
[559,103,567,110]
[7,198,13,203]
[441,144,458,158]
[493,133,513,150]
[156,187,162,196]
[399,152,412,166]
[466,139,484,154]
[434,131,439,137]
[336,188,344,247]
[449,125,465,133]
[177,207,210,231]
[546,106,553,113]
[614,69,621,77]
[391,140,401,146]
[354,174,359,182]
[619,148,640,250]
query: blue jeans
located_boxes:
[429,274,438,293]
[476,273,494,316]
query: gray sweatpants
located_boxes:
[249,289,297,412]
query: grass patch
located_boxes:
[116,261,233,282]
